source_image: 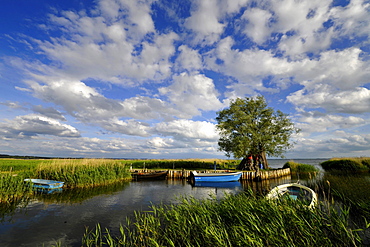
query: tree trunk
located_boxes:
[237,157,254,170]
[260,151,269,169]
[237,157,247,170]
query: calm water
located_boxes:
[0,178,294,247]
[267,158,328,170]
[2,158,368,247]
[1,179,253,247]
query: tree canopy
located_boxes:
[216,96,299,169]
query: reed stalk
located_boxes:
[35,159,131,188]
[82,190,364,246]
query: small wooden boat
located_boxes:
[190,171,242,182]
[24,179,65,189]
[266,183,318,208]
[131,170,168,180]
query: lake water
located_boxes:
[267,158,328,170]
[1,158,354,247]
[0,178,300,246]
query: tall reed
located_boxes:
[283,161,318,173]
[35,159,131,188]
[82,190,364,246]
[0,172,32,222]
[0,173,32,203]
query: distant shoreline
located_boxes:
[0,154,331,160]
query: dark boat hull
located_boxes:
[132,171,168,180]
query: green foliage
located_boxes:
[0,173,32,203]
[82,191,363,246]
[0,159,41,172]
[216,96,299,159]
[321,158,369,172]
[35,159,131,188]
[361,159,370,169]
[128,160,238,170]
[318,172,370,220]
[283,161,319,173]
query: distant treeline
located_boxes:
[127,159,239,170]
[0,154,57,159]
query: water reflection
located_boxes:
[191,181,242,188]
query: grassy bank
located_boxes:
[35,159,131,188]
[0,158,42,174]
[0,173,32,203]
[82,190,365,247]
[125,159,239,170]
[321,157,370,172]
[0,159,132,201]
[283,161,319,174]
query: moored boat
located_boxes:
[266,183,318,208]
[131,170,168,180]
[190,171,242,182]
[24,178,65,189]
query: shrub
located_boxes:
[321,159,368,172]
[283,161,318,173]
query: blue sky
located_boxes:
[0,0,369,159]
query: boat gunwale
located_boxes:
[191,171,242,177]
[24,178,64,185]
[266,183,318,208]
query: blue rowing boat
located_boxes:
[190,171,242,182]
[24,179,65,189]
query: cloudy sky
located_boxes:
[0,0,369,159]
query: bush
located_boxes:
[361,159,370,169]
[283,161,318,173]
[321,159,369,172]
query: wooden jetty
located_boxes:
[131,168,290,181]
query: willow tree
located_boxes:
[216,96,299,170]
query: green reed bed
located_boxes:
[82,190,364,247]
[0,158,41,174]
[319,173,370,218]
[0,173,32,203]
[126,159,238,170]
[0,173,32,221]
[321,157,370,172]
[283,161,319,173]
[35,159,131,188]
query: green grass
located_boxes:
[283,161,319,173]
[125,159,239,170]
[35,159,132,188]
[82,190,365,247]
[0,159,41,173]
[0,158,132,205]
[0,173,32,203]
[321,157,370,172]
